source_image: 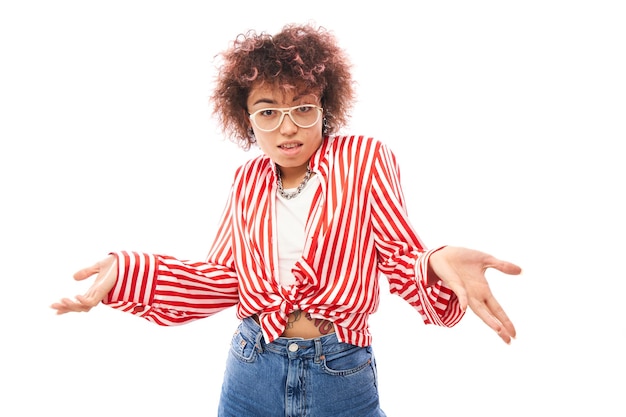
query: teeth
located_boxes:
[281,143,299,149]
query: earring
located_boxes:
[322,117,330,136]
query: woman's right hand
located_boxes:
[50,255,118,314]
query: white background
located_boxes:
[1,1,624,416]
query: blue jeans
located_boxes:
[218,317,387,417]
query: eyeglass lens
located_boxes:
[251,105,321,131]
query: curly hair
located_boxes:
[210,23,355,150]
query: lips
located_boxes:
[277,142,303,157]
[278,142,302,149]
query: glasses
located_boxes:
[249,104,323,132]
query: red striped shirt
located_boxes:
[104,136,464,346]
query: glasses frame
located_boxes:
[248,104,323,132]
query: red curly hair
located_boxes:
[210,23,355,150]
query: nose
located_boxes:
[279,111,299,135]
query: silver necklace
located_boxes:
[277,167,312,200]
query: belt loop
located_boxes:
[314,338,324,363]
[254,326,265,353]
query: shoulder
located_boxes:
[326,135,396,163]
[325,135,386,155]
[329,134,379,146]
[235,153,271,175]
[231,153,272,186]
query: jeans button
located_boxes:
[288,343,299,352]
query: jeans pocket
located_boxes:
[320,345,373,376]
[229,329,258,363]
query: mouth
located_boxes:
[277,141,303,157]
[278,142,303,150]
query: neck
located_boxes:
[277,164,310,189]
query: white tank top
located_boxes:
[275,175,320,286]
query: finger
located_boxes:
[486,257,522,276]
[486,297,516,339]
[73,255,117,281]
[75,294,102,309]
[73,264,101,281]
[470,300,514,344]
[63,297,93,313]
[51,297,94,314]
[50,302,68,314]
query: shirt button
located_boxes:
[288,343,299,352]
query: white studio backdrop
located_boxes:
[1,1,624,416]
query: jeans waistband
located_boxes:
[240,317,352,359]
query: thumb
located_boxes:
[73,264,100,281]
[487,258,522,276]
[73,255,116,281]
[76,257,118,305]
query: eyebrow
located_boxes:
[250,93,317,107]
[250,98,276,106]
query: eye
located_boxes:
[258,109,277,118]
[295,105,315,114]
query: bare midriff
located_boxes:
[256,310,335,339]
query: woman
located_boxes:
[51,23,521,416]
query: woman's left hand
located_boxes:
[428,246,522,344]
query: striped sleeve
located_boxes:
[370,141,464,327]
[414,247,464,326]
[103,251,239,326]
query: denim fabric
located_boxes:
[218,317,387,417]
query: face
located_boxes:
[246,83,324,180]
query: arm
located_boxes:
[369,141,463,327]
[371,141,522,343]
[103,251,239,325]
[51,252,239,325]
[105,186,243,324]
[52,183,241,324]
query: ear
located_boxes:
[243,108,254,127]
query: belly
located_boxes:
[279,310,336,339]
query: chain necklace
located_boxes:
[277,167,312,199]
